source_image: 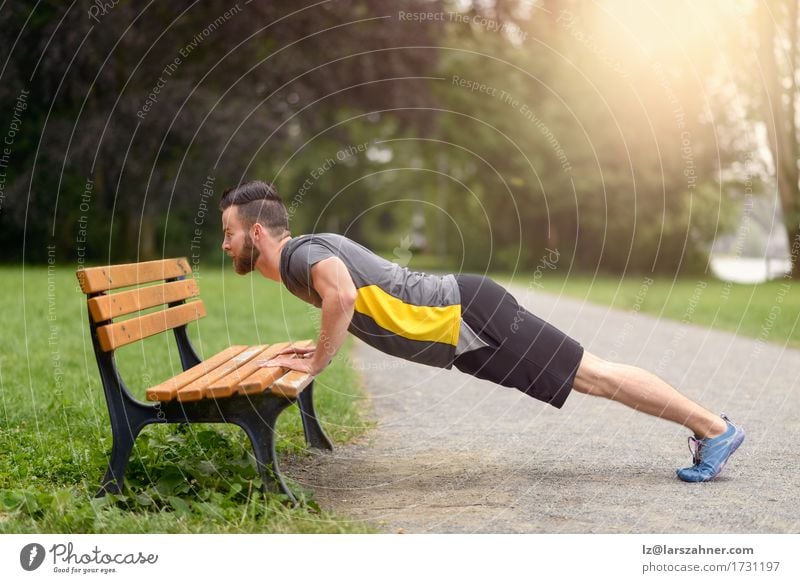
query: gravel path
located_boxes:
[285,284,800,533]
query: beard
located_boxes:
[233,232,261,274]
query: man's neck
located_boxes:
[257,235,291,282]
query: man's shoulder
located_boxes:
[283,233,363,268]
[284,232,331,255]
[290,232,345,246]
[289,232,372,254]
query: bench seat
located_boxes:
[145,341,314,402]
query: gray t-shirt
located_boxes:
[279,233,487,368]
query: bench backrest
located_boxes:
[76,257,205,352]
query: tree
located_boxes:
[758,0,800,278]
[430,0,739,274]
[0,0,443,262]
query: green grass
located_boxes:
[495,271,800,349]
[0,265,375,533]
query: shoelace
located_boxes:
[687,417,735,466]
[687,436,704,466]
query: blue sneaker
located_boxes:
[676,414,745,482]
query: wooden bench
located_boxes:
[76,257,332,504]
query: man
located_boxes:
[219,180,744,482]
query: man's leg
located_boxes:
[453,274,743,480]
[572,350,727,439]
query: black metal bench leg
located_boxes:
[298,381,334,451]
[95,425,142,498]
[237,401,297,504]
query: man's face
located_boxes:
[221,207,261,275]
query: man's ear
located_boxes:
[251,222,263,241]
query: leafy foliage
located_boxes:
[0,0,763,271]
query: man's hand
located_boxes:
[273,345,316,358]
[258,353,321,376]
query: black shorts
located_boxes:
[453,274,584,409]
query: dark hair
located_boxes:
[219,180,289,238]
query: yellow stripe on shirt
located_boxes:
[354,285,461,346]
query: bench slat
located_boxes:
[175,344,270,402]
[145,345,248,401]
[77,258,192,293]
[88,279,199,322]
[270,370,314,398]
[236,340,315,396]
[96,301,206,352]
[204,342,292,399]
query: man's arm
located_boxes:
[262,256,357,375]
